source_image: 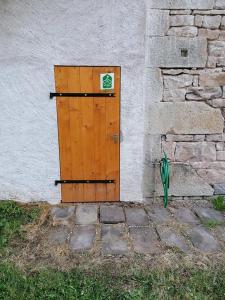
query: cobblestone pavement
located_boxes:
[48,202,225,256]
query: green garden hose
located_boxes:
[160,153,170,208]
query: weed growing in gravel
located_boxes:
[212,196,225,211]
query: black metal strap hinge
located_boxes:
[55,180,115,186]
[50,93,115,99]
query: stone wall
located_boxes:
[145,0,225,198]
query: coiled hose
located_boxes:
[160,153,170,208]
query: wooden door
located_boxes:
[54,66,120,202]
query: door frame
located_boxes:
[54,65,121,203]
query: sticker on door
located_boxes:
[100,73,114,90]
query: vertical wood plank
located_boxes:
[92,67,107,201]
[55,67,73,202]
[67,67,84,201]
[106,67,120,201]
[79,67,96,201]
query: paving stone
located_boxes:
[69,226,96,251]
[147,207,173,224]
[215,226,225,241]
[51,206,75,226]
[174,208,200,225]
[75,204,98,225]
[48,227,69,245]
[101,224,128,255]
[125,208,149,226]
[194,207,224,223]
[187,226,220,252]
[157,227,190,253]
[129,227,159,254]
[100,205,125,224]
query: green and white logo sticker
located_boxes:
[100,73,114,90]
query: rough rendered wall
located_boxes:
[0,0,145,203]
[145,0,225,199]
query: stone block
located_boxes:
[207,56,217,68]
[129,227,159,254]
[221,16,225,29]
[187,226,220,252]
[197,168,225,184]
[170,15,194,26]
[210,98,225,107]
[163,88,186,102]
[193,10,225,15]
[146,0,214,9]
[215,0,225,9]
[155,164,214,196]
[166,134,194,142]
[161,141,176,161]
[75,204,98,225]
[69,225,96,251]
[193,135,205,141]
[206,134,223,142]
[217,151,225,161]
[199,72,225,87]
[193,75,199,86]
[175,142,216,162]
[157,226,190,252]
[213,182,225,194]
[101,224,128,255]
[125,207,149,226]
[209,41,225,57]
[100,205,125,224]
[191,161,225,169]
[198,28,220,40]
[173,207,200,225]
[216,142,225,151]
[219,30,225,41]
[167,26,198,37]
[195,15,203,27]
[203,16,221,29]
[146,10,170,36]
[164,74,193,89]
[148,102,224,135]
[170,10,192,15]
[186,87,222,100]
[217,58,225,66]
[146,37,207,68]
[194,207,224,222]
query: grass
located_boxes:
[0,200,39,249]
[0,262,225,299]
[202,219,223,229]
[212,196,225,211]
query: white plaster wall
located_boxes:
[0,0,146,203]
